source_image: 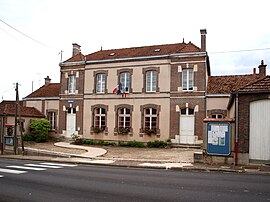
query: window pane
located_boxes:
[188,69,193,90]
[182,70,187,90]
[188,108,194,115]
[96,74,105,93]
[146,71,157,92]
[68,75,76,94]
[181,108,186,115]
[120,72,130,93]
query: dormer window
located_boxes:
[109,52,115,56]
[154,49,160,52]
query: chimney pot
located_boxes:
[44,76,51,86]
[200,29,207,52]
[253,68,256,75]
[72,43,81,56]
[258,60,267,78]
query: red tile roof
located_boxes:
[0,101,45,118]
[65,53,85,63]
[238,76,270,92]
[25,83,60,98]
[64,42,202,63]
[207,74,261,94]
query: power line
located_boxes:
[209,47,270,54]
[0,18,49,47]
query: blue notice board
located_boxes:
[207,122,231,156]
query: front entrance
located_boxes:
[66,108,76,137]
[249,100,270,161]
[179,108,195,144]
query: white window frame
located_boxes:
[94,108,106,128]
[68,75,76,94]
[118,108,130,128]
[48,111,56,130]
[146,71,157,92]
[182,69,194,91]
[144,108,157,129]
[120,72,130,93]
[96,73,105,94]
[211,114,224,119]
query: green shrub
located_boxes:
[82,139,96,145]
[147,140,167,148]
[22,133,35,141]
[119,141,145,148]
[29,119,51,142]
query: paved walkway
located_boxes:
[54,142,107,158]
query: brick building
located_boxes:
[57,29,209,143]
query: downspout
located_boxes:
[235,93,239,166]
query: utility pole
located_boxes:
[14,83,19,154]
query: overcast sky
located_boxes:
[1,0,269,100]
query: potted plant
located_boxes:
[118,127,130,135]
[93,127,105,134]
[144,128,157,136]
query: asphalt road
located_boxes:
[0,159,269,202]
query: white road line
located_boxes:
[0,175,3,178]
[24,164,62,169]
[40,162,78,167]
[7,166,46,171]
[0,168,27,174]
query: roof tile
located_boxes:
[0,101,45,118]
[25,83,60,98]
[64,42,201,63]
[207,74,261,94]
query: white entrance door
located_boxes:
[66,108,76,137]
[249,100,270,161]
[180,108,195,144]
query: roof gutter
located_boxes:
[85,51,207,64]
[23,97,60,101]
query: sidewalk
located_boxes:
[1,142,270,174]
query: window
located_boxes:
[181,108,194,115]
[144,108,157,130]
[94,108,106,128]
[48,111,56,130]
[146,71,157,92]
[182,69,194,91]
[68,75,76,94]
[211,114,224,119]
[118,108,131,128]
[96,73,105,93]
[119,72,130,93]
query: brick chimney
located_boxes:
[44,76,51,86]
[72,43,81,56]
[200,29,207,52]
[258,60,266,78]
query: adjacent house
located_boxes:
[58,29,209,143]
[0,100,45,135]
[23,77,60,134]
[205,61,269,164]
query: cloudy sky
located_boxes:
[1,0,269,100]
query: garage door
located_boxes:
[249,100,270,161]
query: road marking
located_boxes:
[40,162,78,167]
[24,164,62,169]
[0,168,27,174]
[7,166,46,171]
[89,160,115,164]
[139,162,193,169]
[0,175,3,178]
